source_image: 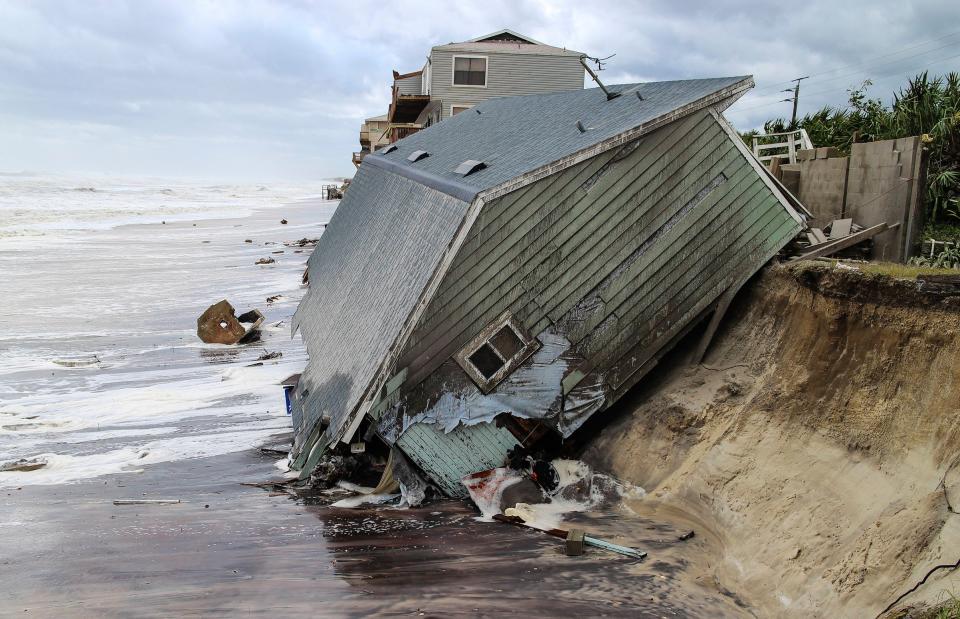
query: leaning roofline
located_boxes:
[477,76,755,203]
[307,75,759,453]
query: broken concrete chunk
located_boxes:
[197,300,264,344]
[255,257,275,265]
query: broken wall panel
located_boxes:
[395,422,519,497]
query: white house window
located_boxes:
[455,312,539,393]
[453,56,487,87]
[451,105,473,116]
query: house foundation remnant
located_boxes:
[288,75,805,497]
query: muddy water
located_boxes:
[1,443,747,617]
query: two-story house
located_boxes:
[353,29,584,166]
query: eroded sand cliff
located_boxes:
[584,262,960,617]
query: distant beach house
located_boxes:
[352,29,585,166]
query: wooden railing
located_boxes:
[389,123,422,143]
[752,129,814,164]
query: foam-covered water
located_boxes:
[0,173,329,239]
[0,174,338,487]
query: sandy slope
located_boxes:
[583,262,960,617]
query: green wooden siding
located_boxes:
[396,422,519,497]
[396,108,801,397]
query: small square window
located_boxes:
[468,343,504,379]
[490,325,523,359]
[454,312,540,393]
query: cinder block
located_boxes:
[816,147,841,159]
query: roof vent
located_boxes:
[407,150,429,162]
[380,145,398,154]
[635,91,645,101]
[454,160,487,176]
[576,120,587,134]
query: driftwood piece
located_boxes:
[791,223,892,262]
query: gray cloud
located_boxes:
[0,0,957,180]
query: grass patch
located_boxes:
[853,261,958,278]
[917,596,960,619]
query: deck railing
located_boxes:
[752,129,814,164]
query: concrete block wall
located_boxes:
[769,137,925,262]
[845,136,922,262]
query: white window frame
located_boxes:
[451,54,488,88]
[454,311,540,393]
[450,104,473,116]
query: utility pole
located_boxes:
[781,76,809,127]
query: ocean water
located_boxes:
[0,173,338,487]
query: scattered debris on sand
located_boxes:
[52,354,101,368]
[0,457,49,473]
[285,237,320,248]
[257,350,282,361]
[113,499,181,506]
[255,256,275,265]
[196,300,264,344]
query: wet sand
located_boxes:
[1,439,747,617]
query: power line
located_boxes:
[751,28,960,95]
[733,49,960,114]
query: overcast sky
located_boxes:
[1,0,958,181]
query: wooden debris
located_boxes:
[828,218,853,239]
[492,514,647,560]
[806,228,828,245]
[792,222,891,262]
[566,529,585,556]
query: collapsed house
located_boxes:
[289,76,805,497]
